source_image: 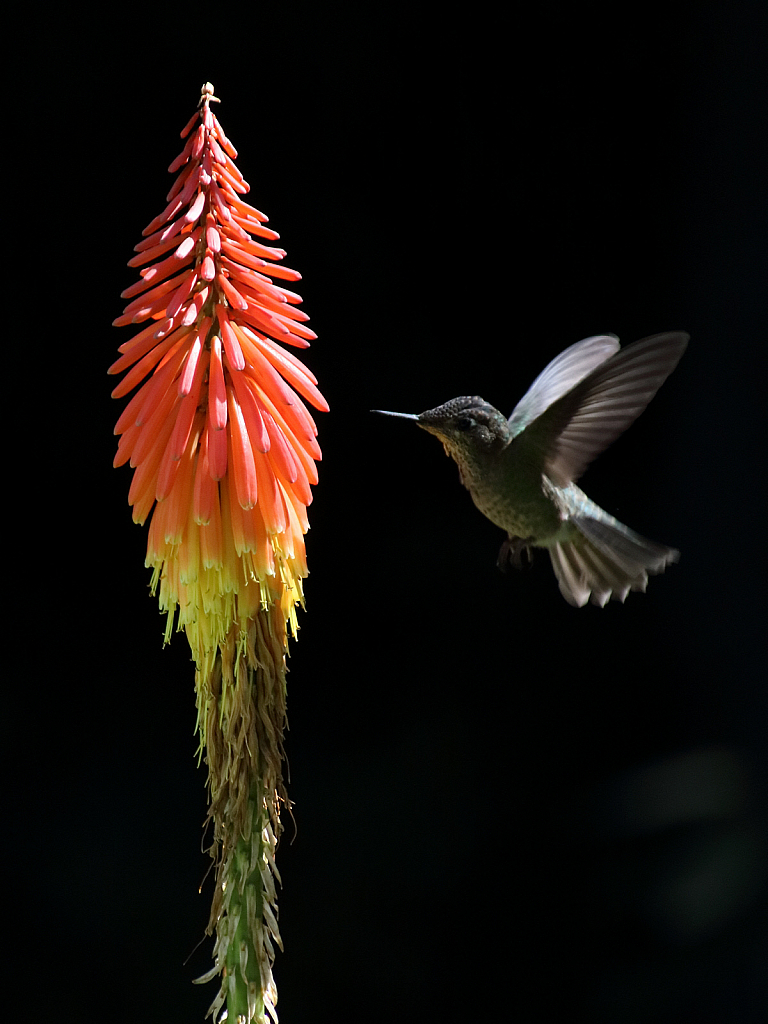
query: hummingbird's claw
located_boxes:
[497,535,534,572]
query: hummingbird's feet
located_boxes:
[497,535,534,571]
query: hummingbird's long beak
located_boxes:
[371,409,420,421]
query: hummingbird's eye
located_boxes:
[455,416,474,431]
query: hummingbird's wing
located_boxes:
[507,335,620,438]
[516,332,688,486]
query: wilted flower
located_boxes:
[110,83,327,1023]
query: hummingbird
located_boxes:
[374,331,688,607]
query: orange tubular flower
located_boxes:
[110,83,327,1024]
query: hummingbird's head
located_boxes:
[372,398,510,474]
[416,396,510,464]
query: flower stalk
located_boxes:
[110,82,326,1022]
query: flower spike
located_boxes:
[111,82,327,1024]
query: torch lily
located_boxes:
[110,82,327,1023]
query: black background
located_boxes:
[22,5,767,1022]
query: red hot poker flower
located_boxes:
[110,82,327,675]
[110,83,327,1024]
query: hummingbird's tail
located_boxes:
[548,513,679,607]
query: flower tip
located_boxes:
[200,82,220,104]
